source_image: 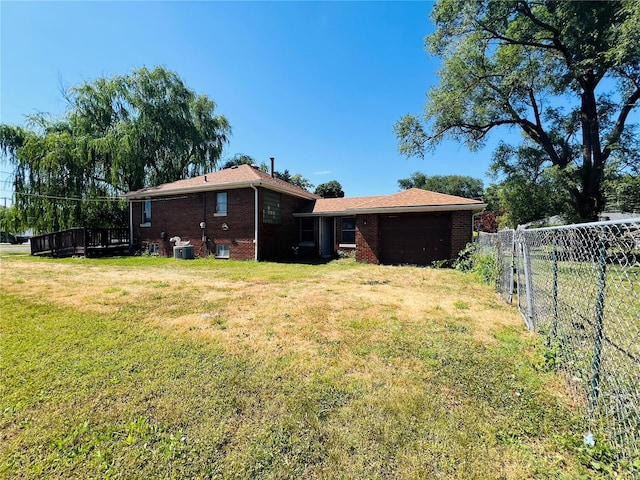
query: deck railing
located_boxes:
[30,228,129,257]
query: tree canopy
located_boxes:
[314,180,345,198]
[272,169,314,191]
[395,0,640,221]
[220,154,256,170]
[220,154,314,191]
[0,66,230,233]
[398,172,484,199]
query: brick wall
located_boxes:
[131,188,256,260]
[131,187,311,261]
[355,214,380,264]
[131,193,475,264]
[259,191,310,261]
[450,210,473,259]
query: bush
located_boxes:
[454,242,499,286]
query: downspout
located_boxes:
[129,200,134,249]
[250,184,259,261]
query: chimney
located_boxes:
[270,157,275,178]
[204,175,208,183]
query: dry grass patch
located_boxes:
[0,255,602,478]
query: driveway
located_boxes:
[0,242,31,255]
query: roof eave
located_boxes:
[293,211,350,217]
[126,180,317,200]
[348,204,487,214]
[295,203,487,216]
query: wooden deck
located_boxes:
[30,228,130,257]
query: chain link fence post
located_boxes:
[589,226,608,415]
[550,236,559,343]
[477,218,640,472]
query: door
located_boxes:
[320,217,333,258]
[379,213,451,265]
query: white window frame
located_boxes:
[141,199,152,227]
[299,217,315,247]
[339,216,356,248]
[216,244,230,259]
[214,192,227,217]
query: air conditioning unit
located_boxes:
[173,245,194,260]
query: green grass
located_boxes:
[0,256,611,478]
[506,247,640,475]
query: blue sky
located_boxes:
[1,1,506,204]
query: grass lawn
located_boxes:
[0,254,607,478]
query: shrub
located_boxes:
[454,242,499,286]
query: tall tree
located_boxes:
[314,180,345,198]
[395,1,640,221]
[398,172,484,199]
[0,66,230,233]
[221,155,314,191]
[487,141,577,227]
[273,169,314,191]
[220,153,256,169]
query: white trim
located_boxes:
[339,243,356,248]
[250,184,259,261]
[139,222,151,228]
[350,203,487,214]
[213,212,227,217]
[293,203,487,217]
[215,244,230,259]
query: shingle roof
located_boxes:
[295,196,386,214]
[125,168,486,213]
[125,164,319,200]
[298,188,485,215]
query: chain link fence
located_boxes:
[478,218,640,474]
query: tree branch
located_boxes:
[602,86,640,161]
[475,20,557,51]
[515,1,574,70]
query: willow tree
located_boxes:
[0,66,230,233]
[395,1,640,221]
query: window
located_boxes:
[216,244,229,258]
[141,199,152,226]
[263,191,281,224]
[299,218,315,245]
[215,192,227,216]
[340,217,356,246]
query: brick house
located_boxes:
[125,164,486,265]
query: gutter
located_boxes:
[125,180,317,201]
[292,203,488,217]
[348,203,487,215]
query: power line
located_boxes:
[14,192,125,202]
[12,192,189,203]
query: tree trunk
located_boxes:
[576,81,606,222]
